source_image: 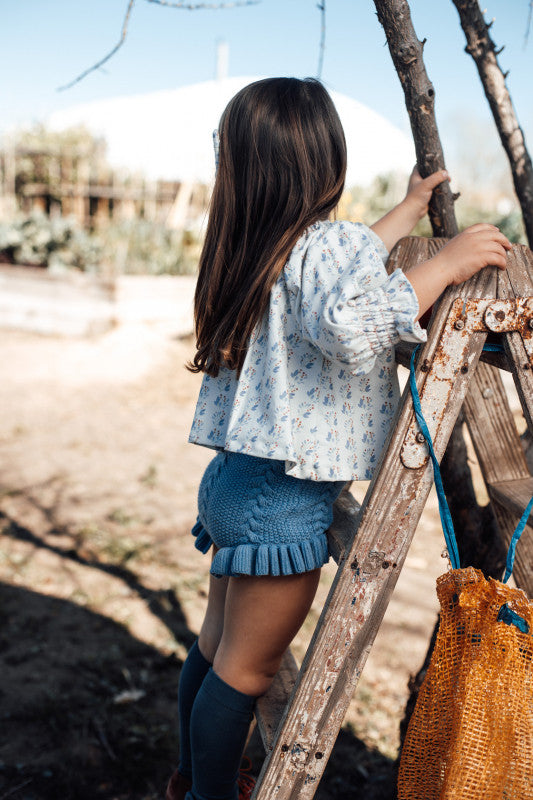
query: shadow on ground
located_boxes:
[0,511,397,800]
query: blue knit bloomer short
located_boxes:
[192,451,345,577]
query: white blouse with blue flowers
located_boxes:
[188,220,426,481]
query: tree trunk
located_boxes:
[451,0,533,466]
[373,0,458,236]
[451,0,533,247]
[373,0,505,764]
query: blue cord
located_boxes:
[480,340,531,581]
[409,347,461,570]
[503,493,533,583]
[409,343,531,588]
[497,603,530,634]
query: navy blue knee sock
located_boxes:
[187,668,256,800]
[178,640,212,779]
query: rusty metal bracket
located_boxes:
[484,298,533,362]
[401,296,533,469]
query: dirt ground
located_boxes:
[0,324,449,800]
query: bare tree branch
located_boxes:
[57,0,136,91]
[525,0,533,46]
[146,0,259,7]
[316,1,326,80]
[57,0,259,92]
[452,0,533,245]
[373,0,458,236]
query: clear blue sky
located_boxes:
[4,0,533,169]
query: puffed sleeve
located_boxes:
[299,221,426,376]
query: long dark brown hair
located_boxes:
[188,77,347,376]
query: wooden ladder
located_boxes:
[250,236,533,800]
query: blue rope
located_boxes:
[409,347,461,570]
[409,344,532,591]
[408,339,531,633]
[503,493,533,583]
[480,339,532,582]
[497,603,530,634]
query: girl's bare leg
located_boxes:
[198,567,229,663]
[213,569,321,696]
[184,568,320,800]
[174,552,228,789]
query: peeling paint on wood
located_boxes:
[401,290,533,469]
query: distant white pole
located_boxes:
[216,39,229,80]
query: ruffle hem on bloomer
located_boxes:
[192,518,330,578]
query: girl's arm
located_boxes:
[370,167,449,252]
[370,167,512,320]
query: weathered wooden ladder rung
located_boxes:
[249,237,533,800]
[396,340,512,372]
[255,649,299,752]
[487,478,533,585]
[489,476,533,520]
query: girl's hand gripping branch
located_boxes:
[404,166,449,219]
[371,167,450,251]
[406,223,512,320]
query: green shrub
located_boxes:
[0,214,201,275]
[0,213,102,271]
[98,220,201,275]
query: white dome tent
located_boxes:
[49,76,414,188]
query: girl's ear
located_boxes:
[213,129,220,171]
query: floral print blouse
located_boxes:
[189,220,426,481]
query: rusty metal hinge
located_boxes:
[401,296,533,469]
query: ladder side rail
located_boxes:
[457,249,533,595]
[499,248,533,433]
[463,361,529,485]
[252,265,497,800]
[463,361,533,595]
[255,649,299,751]
[489,488,533,594]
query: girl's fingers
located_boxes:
[495,232,512,249]
[463,222,497,232]
[483,231,511,250]
[465,222,506,236]
[465,225,511,249]
[483,246,508,268]
[421,169,449,190]
[473,230,511,248]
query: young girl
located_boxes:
[166,77,510,800]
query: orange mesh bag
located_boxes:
[397,566,533,800]
[398,349,533,799]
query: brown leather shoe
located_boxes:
[165,769,192,800]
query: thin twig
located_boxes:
[146,0,259,7]
[316,1,326,80]
[525,0,533,46]
[57,0,259,92]
[57,0,136,91]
